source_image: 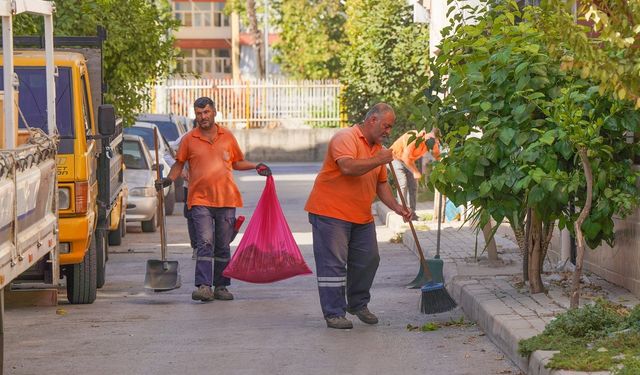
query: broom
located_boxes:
[388,162,456,314]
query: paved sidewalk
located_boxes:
[375,202,640,375]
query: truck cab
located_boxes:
[0,50,125,304]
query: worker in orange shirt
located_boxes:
[389,127,441,221]
[305,103,412,329]
[156,97,271,302]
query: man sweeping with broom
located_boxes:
[305,103,412,329]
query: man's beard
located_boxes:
[199,120,211,129]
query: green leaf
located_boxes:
[539,131,556,145]
[480,101,492,111]
[499,127,516,145]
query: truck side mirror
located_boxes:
[98,105,116,136]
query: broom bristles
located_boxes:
[420,282,457,314]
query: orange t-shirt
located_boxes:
[305,125,387,224]
[390,131,440,164]
[176,125,244,209]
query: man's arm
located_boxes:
[337,148,393,176]
[232,160,257,170]
[167,160,185,181]
[377,181,412,222]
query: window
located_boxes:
[173,1,229,28]
[177,48,232,75]
[0,67,74,138]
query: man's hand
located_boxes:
[394,204,412,223]
[256,163,272,176]
[154,177,172,192]
[375,148,394,165]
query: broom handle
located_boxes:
[388,161,433,280]
[154,129,167,262]
[436,191,443,259]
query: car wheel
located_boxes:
[142,214,157,233]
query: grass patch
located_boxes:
[389,233,403,244]
[518,299,640,373]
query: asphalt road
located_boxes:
[5,163,521,375]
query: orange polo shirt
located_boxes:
[305,125,387,224]
[390,131,440,164]
[176,125,244,209]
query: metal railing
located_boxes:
[153,78,346,129]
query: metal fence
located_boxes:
[153,78,345,129]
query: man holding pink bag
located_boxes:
[156,97,271,302]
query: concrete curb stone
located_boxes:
[373,202,615,375]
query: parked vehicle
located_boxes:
[123,134,159,232]
[1,31,126,303]
[135,113,189,202]
[123,123,176,215]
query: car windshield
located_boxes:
[124,126,173,156]
[123,140,148,170]
[0,67,74,137]
[142,120,180,142]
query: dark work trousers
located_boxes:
[309,213,380,318]
[191,206,236,287]
[391,159,417,217]
[183,187,196,249]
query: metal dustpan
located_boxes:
[144,128,181,292]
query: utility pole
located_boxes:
[264,0,269,79]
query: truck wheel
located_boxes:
[142,214,157,233]
[165,188,175,216]
[96,231,108,289]
[65,235,97,304]
[108,218,123,246]
[121,213,126,238]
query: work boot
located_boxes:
[213,286,234,300]
[191,285,214,302]
[325,316,353,329]
[348,306,379,325]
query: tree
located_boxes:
[341,0,429,137]
[424,1,640,295]
[536,1,640,105]
[272,0,345,79]
[13,0,179,124]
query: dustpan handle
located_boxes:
[388,161,433,281]
[436,191,443,259]
[154,129,168,262]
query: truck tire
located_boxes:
[96,231,108,289]
[108,218,123,246]
[142,214,157,233]
[165,187,175,216]
[65,235,97,304]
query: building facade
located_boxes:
[170,0,278,79]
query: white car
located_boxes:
[123,134,159,232]
[123,122,176,215]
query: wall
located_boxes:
[548,208,640,297]
[230,128,340,162]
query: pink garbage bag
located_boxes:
[223,175,312,283]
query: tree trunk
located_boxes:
[246,0,265,78]
[539,221,555,271]
[528,210,545,293]
[570,147,593,309]
[482,221,499,261]
[523,208,532,282]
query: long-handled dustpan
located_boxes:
[144,128,181,292]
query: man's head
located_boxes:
[194,97,216,130]
[362,103,395,145]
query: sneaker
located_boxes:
[191,285,214,302]
[191,249,196,260]
[325,316,353,329]
[348,307,379,325]
[213,286,234,300]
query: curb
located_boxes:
[373,201,613,375]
